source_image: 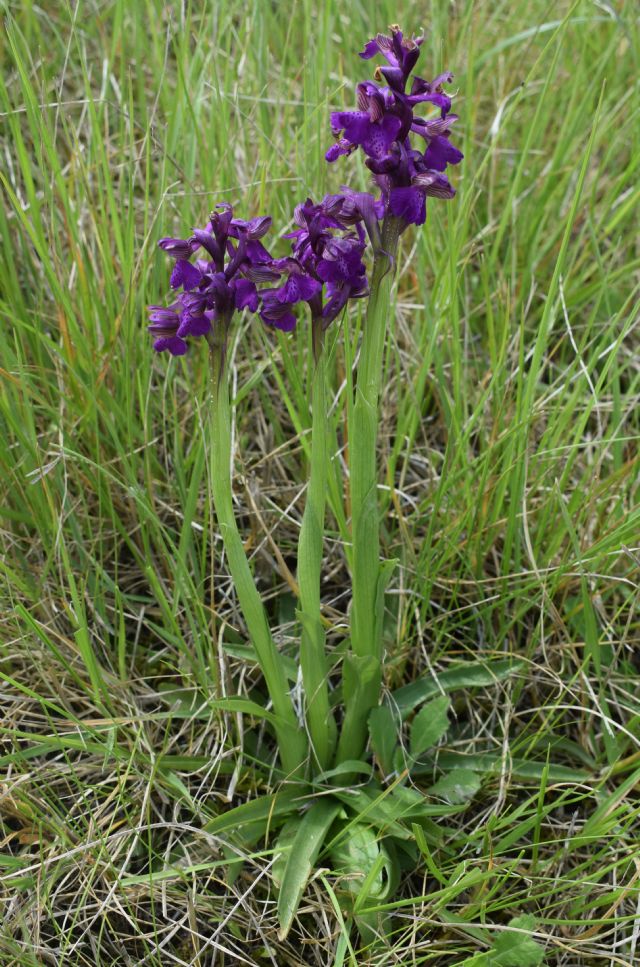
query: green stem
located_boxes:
[208,325,306,777]
[297,318,337,771]
[336,216,401,764]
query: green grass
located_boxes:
[1,0,639,963]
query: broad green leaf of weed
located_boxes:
[490,915,545,965]
[410,696,451,760]
[428,769,481,805]
[462,915,545,966]
[330,824,397,948]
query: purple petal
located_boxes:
[316,259,344,284]
[359,38,380,59]
[177,313,211,338]
[411,91,452,114]
[269,256,301,274]
[366,149,401,175]
[356,81,389,122]
[326,139,355,163]
[153,335,188,356]
[209,203,234,240]
[338,188,382,247]
[321,285,350,325]
[158,237,198,259]
[192,229,222,263]
[270,311,297,332]
[413,172,456,199]
[259,297,298,332]
[277,274,322,304]
[230,215,272,239]
[431,71,454,88]
[422,136,464,172]
[411,114,459,139]
[246,239,273,264]
[379,66,405,92]
[242,263,281,283]
[147,304,180,325]
[170,259,202,291]
[233,278,259,312]
[331,111,371,139]
[360,114,402,158]
[389,186,427,226]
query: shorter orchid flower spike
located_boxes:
[258,193,373,335]
[148,203,275,355]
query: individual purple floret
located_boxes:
[326,26,463,228]
[148,204,273,355]
[258,194,371,334]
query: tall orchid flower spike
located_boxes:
[327,26,463,229]
[326,27,463,764]
[149,203,307,777]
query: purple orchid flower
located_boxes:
[258,194,371,334]
[326,26,463,229]
[148,203,272,355]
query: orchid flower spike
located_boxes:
[326,25,463,229]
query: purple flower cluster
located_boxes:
[259,193,371,332]
[148,204,273,355]
[326,27,463,227]
[148,195,375,354]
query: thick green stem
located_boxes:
[297,319,337,771]
[336,216,401,765]
[208,327,306,777]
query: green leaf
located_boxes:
[332,782,462,848]
[492,915,545,965]
[272,816,300,890]
[374,558,397,652]
[428,769,481,805]
[335,653,382,764]
[207,696,287,726]
[369,704,399,776]
[411,824,447,885]
[190,695,308,750]
[277,798,341,940]
[436,752,589,784]
[297,355,337,773]
[204,788,300,836]
[342,653,379,704]
[392,659,525,717]
[221,641,299,683]
[330,824,397,949]
[330,824,391,902]
[410,696,450,760]
[313,760,373,785]
[331,788,411,843]
[459,916,545,966]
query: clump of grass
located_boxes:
[1,1,639,964]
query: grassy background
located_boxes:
[1,0,639,963]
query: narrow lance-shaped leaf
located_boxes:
[369,704,399,776]
[277,798,341,940]
[297,344,336,769]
